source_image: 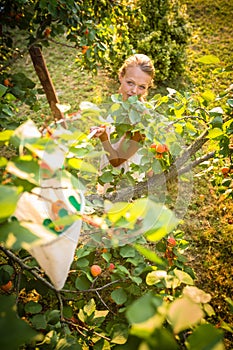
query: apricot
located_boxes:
[82,46,89,54]
[3,78,13,87]
[108,263,115,271]
[167,237,176,246]
[221,167,230,175]
[44,28,51,37]
[90,265,102,277]
[1,280,13,292]
[156,144,168,153]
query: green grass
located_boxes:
[13,39,116,125]
[182,0,233,92]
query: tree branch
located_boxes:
[103,130,210,202]
[178,151,215,175]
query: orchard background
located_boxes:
[0,0,232,350]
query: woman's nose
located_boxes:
[131,85,138,94]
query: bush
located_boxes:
[127,0,191,82]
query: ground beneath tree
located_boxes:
[181,175,233,349]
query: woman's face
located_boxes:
[118,66,152,101]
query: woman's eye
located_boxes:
[139,86,146,90]
[127,81,134,86]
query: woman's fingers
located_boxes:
[88,126,106,138]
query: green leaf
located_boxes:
[69,147,89,157]
[146,270,167,285]
[201,90,216,102]
[131,322,179,350]
[207,128,224,139]
[93,310,109,326]
[12,72,36,89]
[120,245,136,258]
[0,157,7,167]
[225,297,233,313]
[173,269,194,285]
[210,116,223,128]
[141,199,180,241]
[196,55,221,64]
[98,171,114,184]
[129,109,141,124]
[185,121,197,136]
[75,276,91,290]
[186,324,224,350]
[0,185,22,223]
[209,107,224,116]
[111,288,127,305]
[76,258,89,268]
[68,158,98,173]
[46,310,60,325]
[106,202,132,224]
[126,292,161,324]
[0,84,8,97]
[6,158,40,185]
[5,93,17,102]
[110,103,121,113]
[0,130,14,142]
[203,303,215,317]
[0,265,14,284]
[227,99,233,108]
[110,324,128,344]
[25,301,42,314]
[30,314,47,330]
[101,252,112,262]
[134,244,165,266]
[55,335,82,350]
[130,276,142,285]
[167,296,204,334]
[0,221,45,250]
[0,295,39,350]
[84,298,96,316]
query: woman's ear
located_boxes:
[118,73,123,83]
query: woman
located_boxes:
[91,53,155,170]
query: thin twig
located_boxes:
[168,115,208,127]
[48,37,79,49]
[95,290,116,315]
[178,151,216,175]
[62,318,111,341]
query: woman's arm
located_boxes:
[90,127,144,167]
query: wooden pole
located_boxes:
[29,45,65,123]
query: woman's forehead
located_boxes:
[124,66,152,85]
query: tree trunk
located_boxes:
[29,45,65,123]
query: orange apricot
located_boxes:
[90,265,102,277]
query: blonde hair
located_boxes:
[118,54,155,86]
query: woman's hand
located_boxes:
[90,125,106,138]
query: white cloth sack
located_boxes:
[13,177,85,290]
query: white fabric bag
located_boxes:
[14,177,85,290]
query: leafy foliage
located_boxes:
[127,0,191,82]
[0,81,232,348]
